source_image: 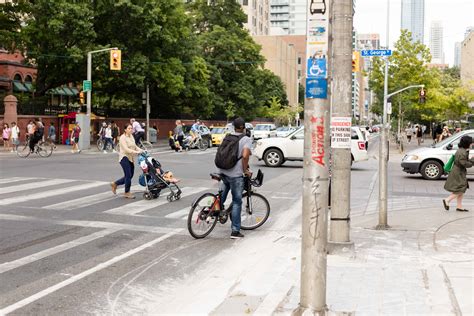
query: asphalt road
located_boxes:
[0,139,471,314]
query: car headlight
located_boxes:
[403,155,420,162]
[256,141,262,147]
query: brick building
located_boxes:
[0,49,37,96]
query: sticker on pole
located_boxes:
[306,78,327,99]
[331,117,352,149]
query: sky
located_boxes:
[353,0,474,66]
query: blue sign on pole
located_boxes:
[306,78,327,99]
[307,58,327,78]
[361,49,392,57]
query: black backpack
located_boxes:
[215,134,245,169]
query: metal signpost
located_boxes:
[295,0,331,314]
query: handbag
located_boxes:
[443,155,455,173]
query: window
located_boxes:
[13,74,22,81]
[243,0,248,5]
[297,57,301,64]
[25,75,33,82]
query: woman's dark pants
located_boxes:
[115,157,134,193]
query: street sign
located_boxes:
[306,78,328,99]
[83,80,92,92]
[331,117,352,149]
[307,58,327,78]
[361,49,392,57]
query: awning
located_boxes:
[24,82,34,92]
[12,81,28,92]
[47,86,79,96]
[62,87,75,96]
[70,87,79,95]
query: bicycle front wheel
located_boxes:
[240,192,270,230]
[197,139,208,151]
[140,140,153,152]
[16,142,31,158]
[97,139,104,151]
[187,193,219,239]
[38,142,53,157]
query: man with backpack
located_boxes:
[215,117,252,239]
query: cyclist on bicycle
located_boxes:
[130,118,145,145]
[29,119,43,152]
[190,119,201,142]
[216,117,252,239]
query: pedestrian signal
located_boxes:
[110,49,121,71]
[79,91,85,104]
[352,51,360,72]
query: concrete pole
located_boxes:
[294,0,331,314]
[377,0,390,229]
[80,52,93,150]
[146,84,150,141]
[329,0,353,246]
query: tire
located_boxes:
[187,193,219,239]
[238,192,270,230]
[37,142,53,157]
[143,192,153,200]
[198,139,208,151]
[96,139,104,151]
[263,148,284,167]
[16,142,31,158]
[420,160,443,180]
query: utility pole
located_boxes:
[329,0,354,247]
[294,0,331,314]
[146,84,150,141]
[377,0,390,230]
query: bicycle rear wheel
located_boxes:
[38,142,53,157]
[16,142,31,158]
[239,192,270,230]
[187,193,219,239]
[197,139,208,151]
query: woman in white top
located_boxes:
[10,122,20,152]
[110,123,142,199]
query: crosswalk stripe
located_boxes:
[164,207,190,219]
[0,229,181,315]
[0,228,118,274]
[104,187,208,216]
[0,179,74,195]
[44,185,142,210]
[0,177,38,184]
[0,182,105,206]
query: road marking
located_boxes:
[0,228,118,274]
[0,229,182,315]
[164,207,190,219]
[44,185,142,210]
[0,182,105,206]
[0,177,39,184]
[0,179,74,195]
[0,214,182,235]
[104,187,208,216]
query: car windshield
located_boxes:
[277,127,289,131]
[255,125,270,131]
[211,128,225,134]
[432,133,460,148]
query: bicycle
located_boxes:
[187,169,270,239]
[184,133,209,151]
[97,137,116,152]
[16,140,53,158]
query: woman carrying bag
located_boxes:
[110,123,143,199]
[442,135,474,212]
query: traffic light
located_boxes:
[419,88,426,104]
[79,91,85,104]
[110,49,121,71]
[352,51,360,72]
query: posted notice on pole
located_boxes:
[331,117,351,149]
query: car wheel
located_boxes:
[264,148,284,167]
[420,160,443,180]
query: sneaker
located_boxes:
[78,150,82,153]
[123,192,135,199]
[103,150,107,154]
[113,149,117,153]
[230,231,244,239]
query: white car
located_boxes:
[401,129,474,180]
[276,126,296,137]
[225,122,254,138]
[254,123,277,140]
[254,126,369,167]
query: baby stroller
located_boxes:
[138,152,182,202]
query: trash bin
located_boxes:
[148,128,157,143]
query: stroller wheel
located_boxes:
[143,192,153,200]
[175,193,181,200]
[167,194,174,202]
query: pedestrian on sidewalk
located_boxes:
[110,123,143,199]
[2,123,11,151]
[71,122,81,153]
[416,125,423,145]
[443,135,474,212]
[111,121,119,147]
[174,120,185,151]
[10,122,20,152]
[48,122,56,149]
[103,122,115,153]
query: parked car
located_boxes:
[225,122,254,139]
[253,126,369,167]
[210,126,229,146]
[254,123,277,140]
[401,129,474,180]
[276,126,296,138]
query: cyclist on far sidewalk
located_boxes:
[215,117,252,239]
[130,118,145,145]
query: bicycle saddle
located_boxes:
[210,173,222,181]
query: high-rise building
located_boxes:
[401,0,425,43]
[239,0,270,35]
[357,33,380,71]
[429,21,444,64]
[269,0,306,35]
[454,42,462,67]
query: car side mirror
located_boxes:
[290,135,296,140]
[446,143,453,150]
